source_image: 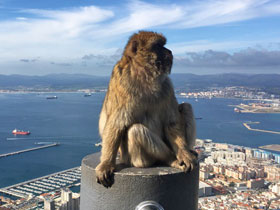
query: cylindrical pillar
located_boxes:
[80,153,199,210]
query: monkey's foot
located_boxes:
[95,162,115,188]
[172,149,198,172]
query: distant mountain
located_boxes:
[1,73,280,92]
[170,73,280,89]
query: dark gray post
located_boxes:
[80,153,199,210]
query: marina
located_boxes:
[0,166,81,199]
[0,143,60,158]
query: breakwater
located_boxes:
[0,143,59,158]
[243,122,280,135]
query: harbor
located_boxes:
[0,143,60,158]
[0,166,81,199]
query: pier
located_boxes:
[0,143,59,158]
[243,122,280,135]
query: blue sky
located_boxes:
[0,0,280,76]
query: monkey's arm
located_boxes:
[96,113,125,188]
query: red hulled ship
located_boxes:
[12,129,31,135]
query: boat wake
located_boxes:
[6,137,29,141]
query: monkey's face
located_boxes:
[147,42,173,75]
[124,31,173,76]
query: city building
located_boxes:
[271,183,280,195]
[44,197,55,210]
[199,170,210,180]
[247,179,265,189]
[199,182,212,197]
[274,154,280,164]
[265,165,280,182]
[59,188,80,210]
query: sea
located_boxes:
[0,92,280,188]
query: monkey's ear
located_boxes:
[125,40,138,58]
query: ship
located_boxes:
[84,93,92,97]
[234,107,241,113]
[12,129,31,135]
[95,142,102,147]
[46,96,58,99]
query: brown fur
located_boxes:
[96,31,197,187]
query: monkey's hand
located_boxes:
[95,162,115,188]
[173,149,198,172]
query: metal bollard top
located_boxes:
[135,201,164,210]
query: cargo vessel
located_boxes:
[12,129,31,135]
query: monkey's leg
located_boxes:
[127,124,175,168]
[178,103,196,150]
[119,139,130,165]
[165,106,197,172]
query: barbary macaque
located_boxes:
[96,31,197,188]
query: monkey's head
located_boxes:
[123,31,173,77]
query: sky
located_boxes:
[0,0,280,76]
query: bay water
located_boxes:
[0,92,279,188]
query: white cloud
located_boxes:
[99,1,184,36]
[96,0,280,34]
[1,0,280,75]
[167,39,280,54]
[0,5,115,61]
[172,47,280,74]
[21,6,114,38]
[16,17,28,20]
[175,48,280,67]
[172,0,265,28]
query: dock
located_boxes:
[243,122,280,135]
[0,143,59,158]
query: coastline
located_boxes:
[259,144,280,152]
[229,104,280,114]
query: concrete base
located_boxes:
[80,153,199,210]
